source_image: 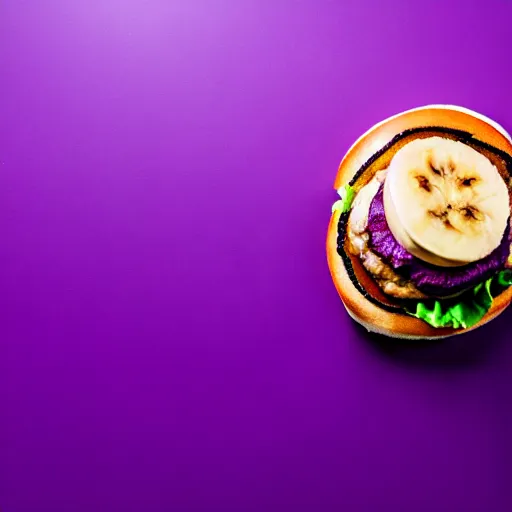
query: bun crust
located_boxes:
[327,106,512,339]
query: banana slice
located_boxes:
[383,182,466,267]
[384,137,510,264]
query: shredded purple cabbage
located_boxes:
[367,185,511,297]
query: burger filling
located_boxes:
[346,170,427,299]
[336,133,512,329]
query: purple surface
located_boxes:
[1,1,512,511]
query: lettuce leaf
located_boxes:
[405,269,512,329]
[332,184,355,213]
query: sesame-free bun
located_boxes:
[327,105,512,339]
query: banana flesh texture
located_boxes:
[384,137,510,266]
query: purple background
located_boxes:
[1,1,512,511]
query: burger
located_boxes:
[326,105,512,339]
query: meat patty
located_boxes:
[347,170,426,300]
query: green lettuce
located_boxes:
[332,184,355,213]
[406,269,512,329]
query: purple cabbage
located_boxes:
[366,186,414,268]
[367,185,511,297]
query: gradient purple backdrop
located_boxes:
[1,1,512,511]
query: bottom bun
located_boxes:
[343,306,451,341]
